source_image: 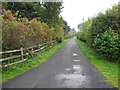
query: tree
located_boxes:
[62,19,71,37]
[3,2,64,28]
[41,2,63,27]
[2,2,44,20]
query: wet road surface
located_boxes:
[3,38,114,88]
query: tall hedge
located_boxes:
[77,4,120,62]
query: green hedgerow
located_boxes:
[93,28,119,61]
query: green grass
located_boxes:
[76,39,119,88]
[2,39,70,83]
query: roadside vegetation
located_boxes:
[1,2,75,83]
[77,4,119,62]
[76,39,119,88]
[76,4,119,88]
[1,2,74,51]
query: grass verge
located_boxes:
[76,39,119,88]
[2,39,70,83]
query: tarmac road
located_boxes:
[3,38,114,88]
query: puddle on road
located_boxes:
[73,60,80,62]
[73,53,78,56]
[65,68,71,71]
[55,64,86,88]
[55,73,85,88]
[72,65,83,74]
[73,65,80,69]
[73,71,77,74]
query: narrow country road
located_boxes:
[3,38,113,88]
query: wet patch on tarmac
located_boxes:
[55,73,86,88]
[73,60,80,62]
[72,65,83,74]
[55,64,87,88]
[73,53,78,56]
[65,68,71,71]
[73,65,80,70]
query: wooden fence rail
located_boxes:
[0,40,57,67]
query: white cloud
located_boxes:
[60,0,119,31]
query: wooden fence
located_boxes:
[0,40,57,67]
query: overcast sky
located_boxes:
[60,0,119,31]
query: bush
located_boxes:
[77,4,120,62]
[65,31,73,39]
[53,24,64,43]
[77,18,92,45]
[2,10,64,50]
[76,31,86,42]
[56,38,62,43]
[90,5,119,44]
[93,28,119,61]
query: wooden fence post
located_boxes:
[31,47,34,57]
[48,42,50,50]
[21,47,24,60]
[44,44,47,51]
[39,44,41,51]
[50,41,53,48]
[39,44,40,49]
[52,41,54,46]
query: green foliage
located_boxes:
[93,28,119,61]
[3,2,44,20]
[2,2,69,46]
[76,39,119,88]
[90,5,119,43]
[65,31,73,39]
[3,2,63,27]
[77,4,120,62]
[62,19,71,38]
[70,28,76,37]
[77,18,92,45]
[56,38,62,43]
[2,10,64,50]
[41,2,63,27]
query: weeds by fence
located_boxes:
[0,40,57,67]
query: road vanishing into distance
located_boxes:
[3,38,114,88]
